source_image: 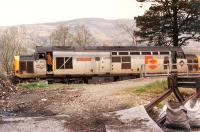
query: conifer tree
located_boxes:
[135,0,200,47]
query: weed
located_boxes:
[18,81,48,89]
[127,80,167,95]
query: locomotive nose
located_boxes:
[13,56,20,75]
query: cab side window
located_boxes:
[38,53,45,59]
[177,52,185,59]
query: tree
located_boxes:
[73,25,95,46]
[118,23,137,46]
[0,27,26,74]
[50,25,72,46]
[135,0,200,47]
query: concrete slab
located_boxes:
[103,105,163,132]
[0,115,72,132]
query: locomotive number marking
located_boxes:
[36,64,45,69]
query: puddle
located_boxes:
[0,110,56,118]
[0,112,35,118]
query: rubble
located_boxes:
[0,74,17,100]
[41,98,47,102]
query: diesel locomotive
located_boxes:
[13,46,200,83]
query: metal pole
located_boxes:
[187,63,189,76]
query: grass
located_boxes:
[123,80,167,109]
[124,80,196,109]
[157,101,165,109]
[127,80,167,95]
[18,81,48,89]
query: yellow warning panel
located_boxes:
[14,56,19,72]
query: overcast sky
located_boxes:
[0,0,150,26]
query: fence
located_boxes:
[140,63,200,77]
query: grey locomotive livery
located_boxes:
[13,46,190,83]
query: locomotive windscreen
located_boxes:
[19,55,34,73]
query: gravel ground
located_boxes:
[0,77,166,132]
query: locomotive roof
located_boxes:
[20,55,34,61]
[35,46,183,53]
[185,54,197,59]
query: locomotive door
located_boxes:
[100,57,110,73]
[176,52,187,73]
[93,52,111,74]
[177,59,187,73]
[46,52,53,74]
[111,56,121,73]
[35,60,46,75]
[94,57,101,73]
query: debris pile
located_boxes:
[158,99,200,131]
[0,74,17,100]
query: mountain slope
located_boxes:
[0,18,199,50]
[1,18,135,47]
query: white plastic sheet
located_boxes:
[185,99,200,128]
[163,102,191,130]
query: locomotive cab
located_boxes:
[171,50,187,73]
[13,55,35,78]
[34,46,55,76]
[34,52,46,76]
[13,47,55,79]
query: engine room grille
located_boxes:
[112,57,121,62]
[121,63,131,69]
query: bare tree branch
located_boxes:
[118,23,137,46]
[0,27,27,75]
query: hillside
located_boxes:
[0,18,199,51]
[0,18,135,48]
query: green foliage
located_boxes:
[18,82,48,89]
[135,0,200,47]
[127,80,167,95]
[157,102,165,109]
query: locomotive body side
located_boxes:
[52,51,111,76]
[12,46,193,82]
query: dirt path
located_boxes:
[0,77,166,132]
[55,77,166,115]
[33,77,165,117]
